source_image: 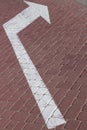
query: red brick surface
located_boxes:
[0,0,87,130]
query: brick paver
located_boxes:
[0,0,87,130]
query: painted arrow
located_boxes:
[3,0,66,129]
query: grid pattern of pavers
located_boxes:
[0,0,87,130]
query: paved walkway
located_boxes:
[0,0,87,130]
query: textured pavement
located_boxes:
[0,0,87,130]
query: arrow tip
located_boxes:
[24,0,51,24]
[24,0,30,5]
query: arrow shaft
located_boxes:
[3,5,66,129]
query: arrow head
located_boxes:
[24,0,51,24]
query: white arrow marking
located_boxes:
[3,0,66,129]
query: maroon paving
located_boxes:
[0,0,87,130]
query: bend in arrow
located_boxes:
[4,0,51,35]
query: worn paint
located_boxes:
[3,1,66,129]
